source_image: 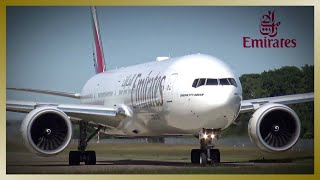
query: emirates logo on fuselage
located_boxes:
[243,10,296,48]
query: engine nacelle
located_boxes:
[21,106,73,156]
[248,103,300,152]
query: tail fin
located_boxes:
[91,6,106,73]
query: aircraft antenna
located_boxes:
[92,42,98,72]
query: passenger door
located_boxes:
[166,73,178,103]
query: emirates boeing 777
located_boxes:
[6,7,314,166]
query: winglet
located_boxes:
[7,88,81,99]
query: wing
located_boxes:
[6,100,127,129]
[240,92,314,113]
[7,88,81,99]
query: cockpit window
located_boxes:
[198,78,206,87]
[192,79,199,88]
[206,79,218,85]
[228,78,238,87]
[192,78,237,88]
[219,78,230,85]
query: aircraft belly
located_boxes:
[117,102,231,136]
[115,109,196,136]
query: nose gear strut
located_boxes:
[191,128,221,166]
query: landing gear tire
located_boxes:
[69,151,96,165]
[191,149,201,164]
[69,151,81,165]
[210,149,220,164]
[200,152,207,166]
[85,151,96,165]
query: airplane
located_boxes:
[6,7,314,166]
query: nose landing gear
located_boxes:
[191,128,221,166]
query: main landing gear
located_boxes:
[191,128,221,166]
[69,121,102,165]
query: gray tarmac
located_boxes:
[6,122,314,174]
[6,140,314,174]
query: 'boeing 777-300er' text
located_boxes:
[6,7,314,166]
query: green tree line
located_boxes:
[223,65,314,138]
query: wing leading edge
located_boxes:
[240,92,314,113]
[6,100,127,129]
[7,88,81,99]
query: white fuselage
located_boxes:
[80,54,242,136]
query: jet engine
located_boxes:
[20,106,73,156]
[248,103,300,152]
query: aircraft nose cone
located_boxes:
[201,87,241,128]
[217,88,242,126]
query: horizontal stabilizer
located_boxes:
[7,88,81,99]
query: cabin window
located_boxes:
[192,79,199,88]
[206,79,218,85]
[219,78,230,85]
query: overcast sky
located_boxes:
[6,6,314,119]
